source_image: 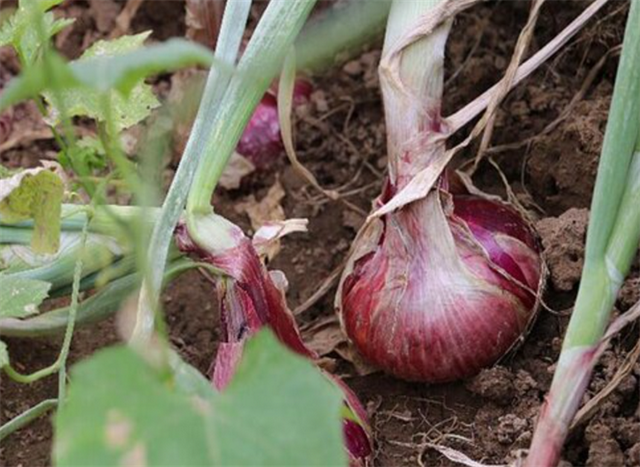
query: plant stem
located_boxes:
[0,258,194,338]
[131,0,252,346]
[295,0,391,73]
[3,218,88,385]
[0,399,57,442]
[379,0,451,189]
[526,2,640,465]
[186,0,318,215]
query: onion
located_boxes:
[237,79,312,168]
[336,1,545,383]
[174,215,372,464]
[338,179,543,382]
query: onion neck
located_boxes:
[380,0,451,190]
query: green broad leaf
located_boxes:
[0,340,8,367]
[0,0,73,65]
[45,32,160,132]
[212,331,347,466]
[53,346,212,467]
[54,330,347,467]
[0,167,64,253]
[59,136,107,175]
[0,274,51,318]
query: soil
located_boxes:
[1,1,639,467]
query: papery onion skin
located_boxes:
[339,188,543,383]
[174,218,373,464]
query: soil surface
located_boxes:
[1,1,639,467]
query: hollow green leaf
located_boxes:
[0,274,50,318]
[0,167,64,253]
[54,330,346,466]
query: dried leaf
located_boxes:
[185,0,224,48]
[218,152,255,190]
[235,179,286,231]
[301,315,347,357]
[252,218,307,260]
[0,165,64,253]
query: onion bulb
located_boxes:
[337,1,545,383]
[237,79,312,168]
[338,178,544,383]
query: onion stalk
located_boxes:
[526,2,640,465]
[336,0,544,382]
[173,217,372,465]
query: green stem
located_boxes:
[3,218,88,385]
[526,2,640,465]
[295,0,391,73]
[56,217,88,405]
[131,0,252,346]
[186,0,318,214]
[0,258,193,338]
[0,227,34,244]
[0,399,57,442]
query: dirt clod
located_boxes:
[536,208,589,292]
[466,366,514,405]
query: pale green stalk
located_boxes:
[295,0,391,72]
[3,218,88,385]
[132,0,252,346]
[0,259,194,338]
[0,399,57,442]
[186,0,318,215]
[379,0,451,187]
[526,2,640,465]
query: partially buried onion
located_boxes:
[338,178,544,383]
[337,2,545,383]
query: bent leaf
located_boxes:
[0,167,64,253]
[0,274,51,318]
[54,330,346,466]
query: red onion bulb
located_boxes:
[237,80,312,168]
[338,183,544,383]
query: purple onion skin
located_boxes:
[340,189,543,383]
[174,220,373,463]
[236,80,312,168]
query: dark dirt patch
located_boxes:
[1,2,639,467]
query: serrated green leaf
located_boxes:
[45,32,160,133]
[54,330,346,467]
[0,0,73,65]
[0,167,64,253]
[59,136,107,174]
[0,340,9,367]
[0,274,51,318]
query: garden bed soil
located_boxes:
[1,1,638,466]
